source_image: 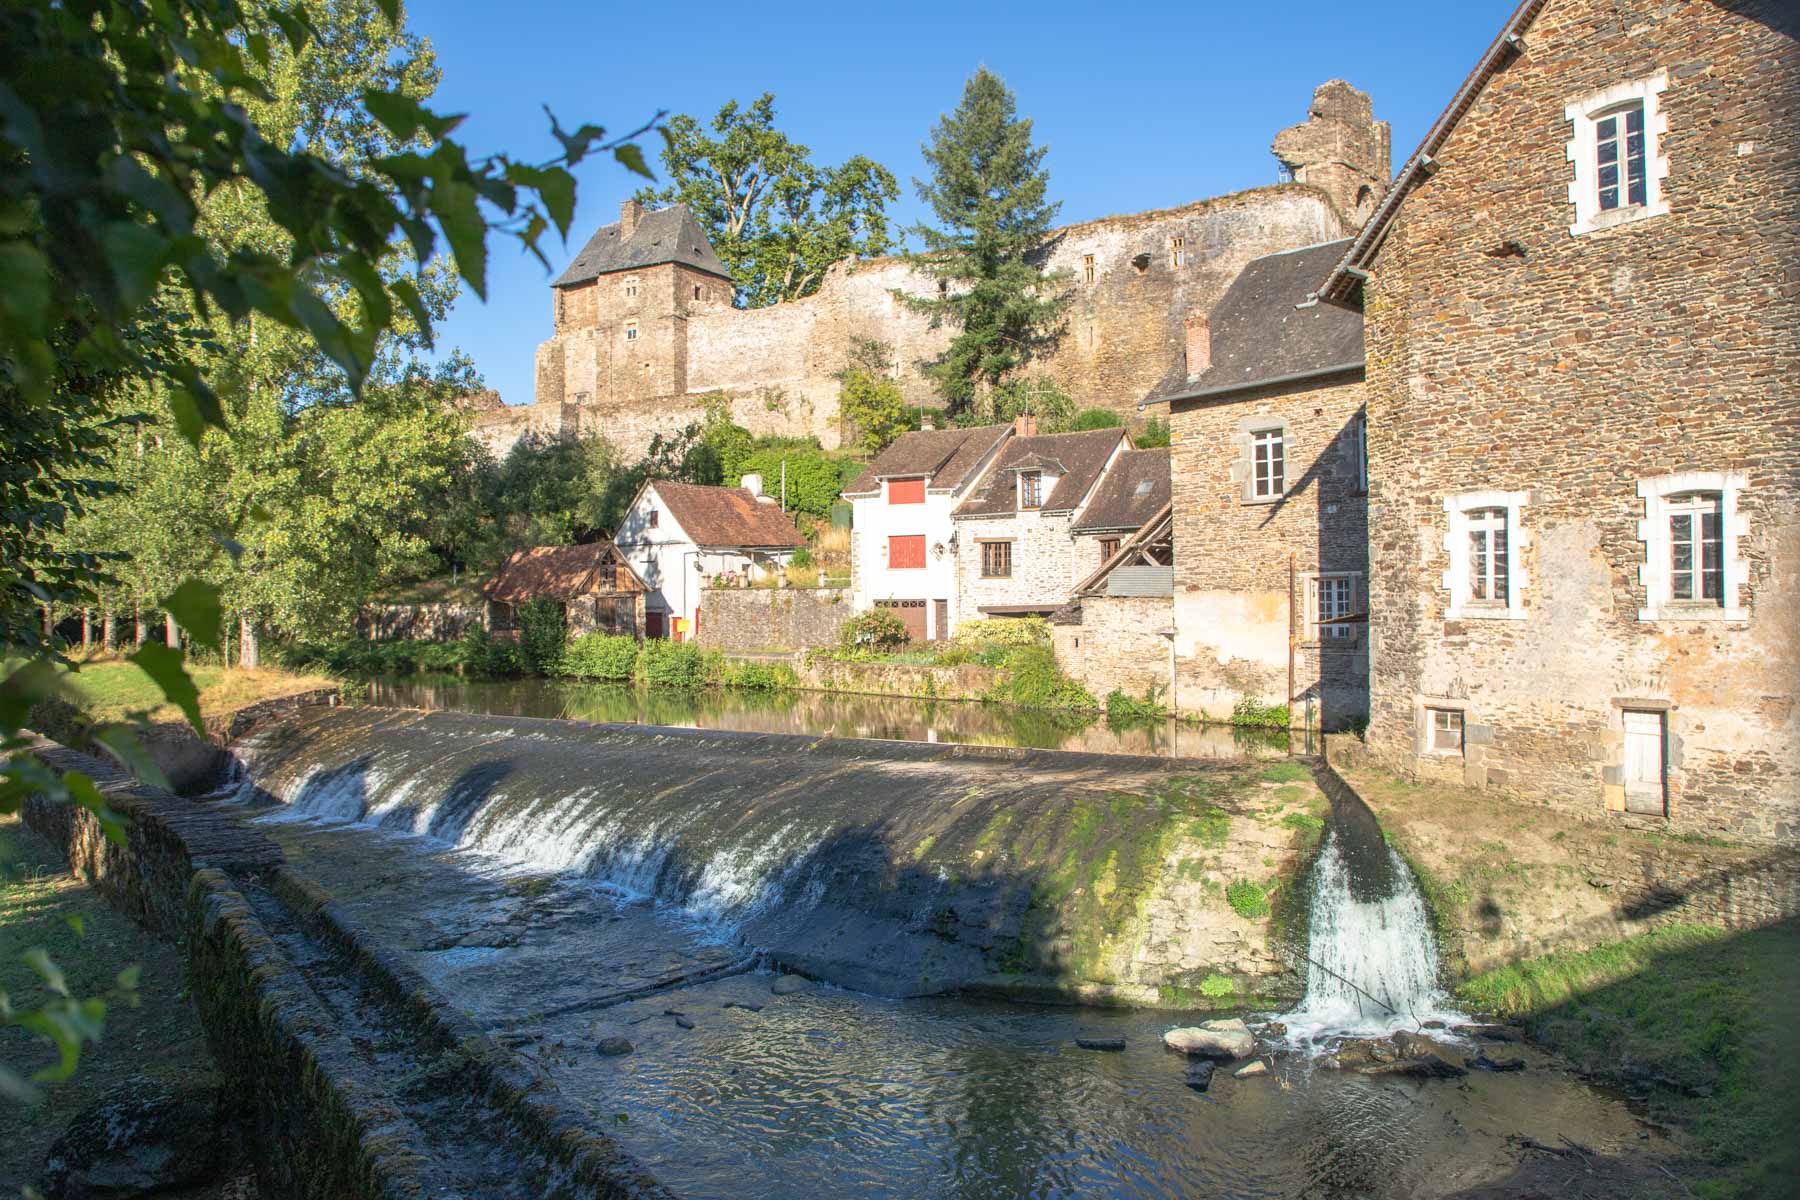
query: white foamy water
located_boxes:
[1281,831,1465,1043]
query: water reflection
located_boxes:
[359,674,1298,760]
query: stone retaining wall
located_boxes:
[795,656,1001,701]
[697,586,850,652]
[355,602,486,642]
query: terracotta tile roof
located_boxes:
[653,481,806,549]
[485,543,646,603]
[1073,448,1170,532]
[553,204,731,287]
[1143,239,1362,406]
[842,424,1011,496]
[953,428,1127,518]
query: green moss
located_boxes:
[1226,879,1270,920]
[1281,811,1325,837]
[1260,762,1311,783]
[1198,972,1235,999]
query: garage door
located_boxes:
[876,599,927,641]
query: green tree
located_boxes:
[1136,417,1172,448]
[638,94,899,309]
[836,338,915,455]
[905,68,1070,417]
[1069,407,1122,430]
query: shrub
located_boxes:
[516,599,567,676]
[1232,695,1291,729]
[1226,880,1271,920]
[790,545,814,569]
[841,609,909,654]
[953,616,1050,649]
[1136,416,1171,448]
[559,632,640,681]
[1069,407,1123,430]
[458,627,519,677]
[641,639,706,689]
[1105,688,1168,721]
[732,446,843,521]
[718,658,798,690]
[985,645,1097,711]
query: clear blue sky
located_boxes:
[417,0,1510,407]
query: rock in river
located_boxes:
[1235,1060,1269,1078]
[1163,1018,1255,1061]
[771,974,814,996]
[1183,1060,1216,1092]
[1076,1036,1127,1052]
[596,1037,634,1056]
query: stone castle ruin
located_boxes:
[470,81,1390,460]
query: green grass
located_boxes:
[1458,920,1800,1199]
[1260,761,1310,783]
[59,659,337,724]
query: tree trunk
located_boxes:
[82,609,93,649]
[135,608,149,647]
[165,612,180,649]
[104,611,116,650]
[240,618,261,670]
[43,605,53,640]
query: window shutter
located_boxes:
[888,478,925,504]
[1304,577,1320,641]
[889,535,926,569]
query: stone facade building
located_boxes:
[471,83,1391,460]
[1316,0,1798,844]
[952,425,1130,620]
[1145,239,1370,726]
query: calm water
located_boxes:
[359,674,1303,761]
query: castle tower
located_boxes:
[1272,80,1392,229]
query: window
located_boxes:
[1099,537,1120,563]
[888,534,926,569]
[1427,708,1465,757]
[624,321,638,342]
[1352,412,1368,493]
[1637,473,1748,621]
[1251,429,1285,500]
[1621,709,1667,815]
[888,477,925,505]
[1466,507,1509,605]
[1443,491,1529,619]
[1565,73,1669,235]
[981,541,1012,578]
[1019,471,1044,510]
[1082,254,1096,285]
[624,276,639,298]
[646,508,658,529]
[693,285,703,301]
[1316,574,1356,640]
[1170,236,1186,268]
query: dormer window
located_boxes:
[646,508,658,529]
[1565,73,1669,235]
[1019,471,1044,510]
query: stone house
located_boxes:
[1052,451,1177,704]
[484,543,648,640]
[473,82,1393,461]
[1313,0,1798,844]
[842,421,1012,641]
[613,478,806,641]
[1143,238,1370,727]
[952,425,1132,621]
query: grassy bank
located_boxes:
[60,658,338,724]
[1457,920,1800,1199]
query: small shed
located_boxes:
[485,542,649,639]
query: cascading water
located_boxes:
[1280,819,1464,1042]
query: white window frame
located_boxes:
[1425,706,1466,758]
[1170,236,1186,268]
[1565,73,1670,236]
[624,321,639,342]
[1250,428,1285,501]
[1637,472,1749,622]
[1443,490,1529,620]
[1018,470,1044,510]
[1304,572,1363,642]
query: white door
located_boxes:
[1623,710,1666,815]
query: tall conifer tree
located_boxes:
[907,68,1069,416]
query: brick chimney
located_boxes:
[1013,413,1037,437]
[620,198,643,239]
[1184,311,1211,380]
[919,410,936,431]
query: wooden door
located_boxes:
[877,599,927,641]
[934,599,949,641]
[1623,710,1666,815]
[646,610,665,639]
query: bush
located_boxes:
[641,639,706,689]
[985,644,1097,711]
[1105,688,1168,721]
[1136,416,1171,448]
[559,632,640,681]
[1069,407,1123,430]
[516,599,566,676]
[953,616,1050,649]
[1232,695,1291,729]
[718,658,798,690]
[458,627,519,677]
[841,609,909,654]
[732,446,844,521]
[1226,879,1271,920]
[789,545,814,569]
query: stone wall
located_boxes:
[1358,0,1799,845]
[355,602,486,641]
[697,586,851,652]
[1052,596,1174,703]
[795,656,1001,702]
[1168,375,1369,725]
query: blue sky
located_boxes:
[417,0,1510,406]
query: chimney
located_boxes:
[1013,413,1037,437]
[740,472,762,497]
[919,410,936,432]
[1184,311,1211,380]
[620,198,643,239]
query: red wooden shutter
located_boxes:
[889,478,925,504]
[889,535,926,569]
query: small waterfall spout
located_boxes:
[1282,821,1464,1042]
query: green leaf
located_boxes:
[115,965,141,992]
[64,915,84,938]
[128,643,202,735]
[370,0,401,26]
[432,179,487,300]
[361,88,463,144]
[64,772,127,847]
[91,725,171,792]
[160,580,222,650]
[269,5,313,51]
[22,948,68,998]
[0,658,68,731]
[613,143,652,180]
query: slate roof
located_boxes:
[1072,448,1170,533]
[954,428,1127,518]
[842,424,1011,496]
[486,543,645,603]
[552,205,731,287]
[651,481,806,549]
[1143,239,1363,406]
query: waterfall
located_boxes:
[1281,829,1463,1041]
